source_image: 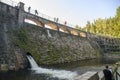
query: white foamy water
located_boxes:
[27,55,78,80]
[47,29,52,37]
[27,56,39,68]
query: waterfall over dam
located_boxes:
[27,55,78,80]
[0,0,120,72]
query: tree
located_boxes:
[81,6,120,38]
[86,21,91,32]
[116,6,120,18]
[75,25,82,30]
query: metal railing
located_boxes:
[0,0,75,28]
[24,6,75,28]
[24,6,54,21]
[112,63,120,80]
[0,0,18,7]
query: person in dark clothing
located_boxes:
[28,6,31,13]
[103,65,113,80]
[35,10,38,15]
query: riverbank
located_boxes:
[104,53,120,60]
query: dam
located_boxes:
[0,0,120,71]
[0,1,120,80]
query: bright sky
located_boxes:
[8,0,120,27]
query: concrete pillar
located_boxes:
[41,22,45,27]
[18,2,24,10]
[18,2,25,26]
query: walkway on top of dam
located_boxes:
[0,0,87,38]
[1,0,120,53]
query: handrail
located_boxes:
[112,63,120,80]
[0,0,75,28]
[0,0,84,35]
[115,72,120,80]
[24,5,75,28]
[0,0,18,7]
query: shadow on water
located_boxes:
[43,58,120,70]
[0,70,65,80]
[0,57,120,80]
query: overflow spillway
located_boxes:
[26,55,78,80]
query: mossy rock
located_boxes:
[0,64,8,71]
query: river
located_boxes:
[0,56,119,80]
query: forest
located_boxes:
[75,6,120,38]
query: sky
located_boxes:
[4,0,120,27]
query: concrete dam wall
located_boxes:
[0,1,120,71]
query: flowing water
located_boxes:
[47,29,52,37]
[0,55,120,80]
[26,55,78,80]
[33,68,77,80]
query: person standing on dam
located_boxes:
[103,65,113,80]
[35,10,38,15]
[28,6,31,13]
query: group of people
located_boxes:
[54,17,67,26]
[28,6,38,15]
[28,7,67,26]
[103,65,113,80]
[103,64,120,80]
[54,17,59,22]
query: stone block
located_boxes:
[0,64,8,71]
[75,71,99,80]
[9,65,16,70]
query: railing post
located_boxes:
[115,73,118,80]
[113,63,120,80]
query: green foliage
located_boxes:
[81,6,120,38]
[75,25,82,30]
[86,21,91,32]
[11,28,63,64]
[116,6,120,18]
[111,52,120,54]
[12,28,29,51]
[17,29,28,45]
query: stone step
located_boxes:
[75,71,99,80]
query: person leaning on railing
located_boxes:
[112,63,120,80]
[103,65,113,80]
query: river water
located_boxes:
[0,57,119,80]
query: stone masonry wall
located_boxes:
[88,33,120,53]
[0,1,101,71]
[0,2,27,71]
[12,23,100,65]
[2,1,120,71]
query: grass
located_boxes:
[111,52,120,54]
